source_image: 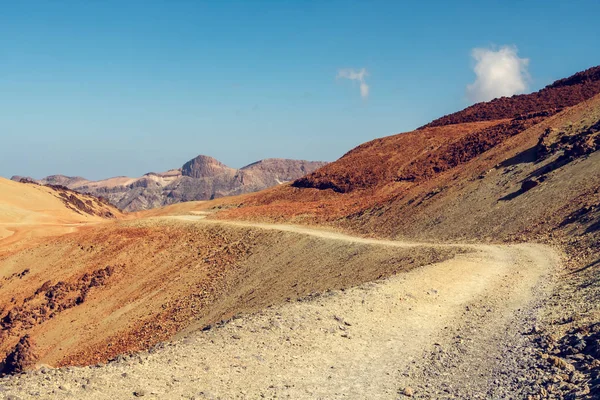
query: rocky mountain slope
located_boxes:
[216,66,600,248]
[12,156,326,212]
[196,66,600,398]
[1,65,599,399]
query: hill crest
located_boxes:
[424,65,600,128]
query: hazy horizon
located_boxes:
[1,1,599,180]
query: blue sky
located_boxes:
[1,1,598,180]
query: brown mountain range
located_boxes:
[12,156,326,212]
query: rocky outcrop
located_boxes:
[1,335,37,375]
[39,175,89,187]
[536,119,600,162]
[181,155,234,179]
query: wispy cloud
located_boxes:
[337,68,370,99]
[466,45,530,103]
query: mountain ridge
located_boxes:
[12,155,326,212]
[290,65,600,194]
[423,65,600,128]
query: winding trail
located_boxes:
[0,214,561,399]
[168,213,474,249]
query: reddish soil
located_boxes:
[292,121,501,193]
[424,65,600,127]
[212,93,600,256]
[0,221,254,368]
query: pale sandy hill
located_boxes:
[0,177,120,242]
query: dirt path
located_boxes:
[0,217,561,399]
[168,214,468,249]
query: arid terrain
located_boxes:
[12,156,326,212]
[0,178,120,247]
[0,65,599,399]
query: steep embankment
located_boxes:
[0,214,458,373]
[0,235,559,399]
[349,94,600,244]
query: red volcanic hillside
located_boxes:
[424,65,600,127]
[292,65,600,193]
[214,66,600,252]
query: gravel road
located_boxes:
[0,219,560,399]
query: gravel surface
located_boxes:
[0,240,560,399]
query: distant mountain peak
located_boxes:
[14,155,327,211]
[181,155,233,178]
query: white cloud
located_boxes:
[466,45,530,103]
[337,68,370,99]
